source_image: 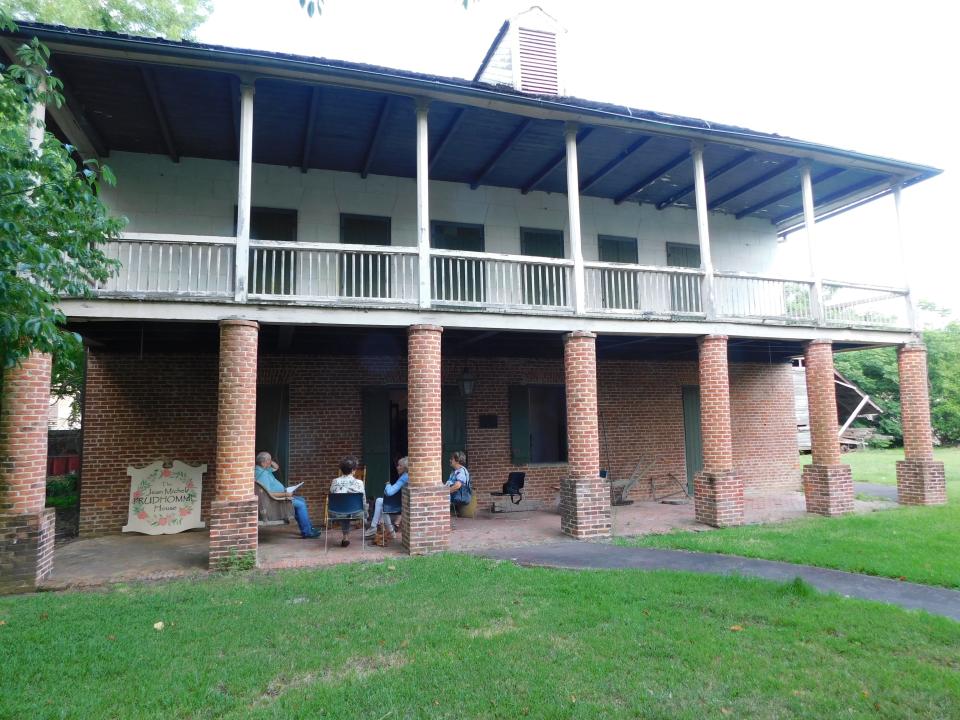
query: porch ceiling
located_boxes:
[68,320,868,363]
[11,21,938,230]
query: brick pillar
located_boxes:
[896,343,946,505]
[0,352,56,593]
[801,339,853,515]
[209,320,259,569]
[694,335,743,527]
[403,324,449,555]
[560,331,610,539]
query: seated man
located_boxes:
[254,451,320,539]
[330,456,366,547]
[364,456,408,540]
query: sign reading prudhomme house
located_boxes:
[122,460,206,534]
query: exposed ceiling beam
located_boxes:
[771,175,889,225]
[735,167,844,219]
[521,127,592,194]
[707,158,798,210]
[360,96,391,179]
[580,135,651,194]
[46,56,110,159]
[453,330,500,350]
[429,107,465,171]
[470,118,532,190]
[613,151,690,205]
[139,66,179,162]
[655,151,754,210]
[0,40,108,159]
[300,86,321,173]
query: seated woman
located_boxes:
[446,450,472,514]
[254,451,319,538]
[329,456,365,547]
[364,456,409,540]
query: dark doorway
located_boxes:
[362,385,466,498]
[256,384,291,482]
[681,385,703,494]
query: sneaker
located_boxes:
[340,538,350,548]
[363,527,377,538]
[301,529,321,539]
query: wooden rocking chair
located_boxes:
[254,480,295,526]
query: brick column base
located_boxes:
[402,485,450,555]
[560,476,611,539]
[694,470,743,527]
[209,499,258,569]
[802,464,854,516]
[0,508,55,594]
[896,459,946,506]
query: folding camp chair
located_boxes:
[490,471,525,505]
[324,492,366,552]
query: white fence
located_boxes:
[431,249,574,312]
[584,263,703,315]
[714,273,814,322]
[94,233,235,297]
[248,240,418,305]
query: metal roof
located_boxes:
[2,21,942,229]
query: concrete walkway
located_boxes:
[479,541,960,621]
[854,482,899,501]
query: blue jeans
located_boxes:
[292,496,315,536]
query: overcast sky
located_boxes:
[198,0,957,316]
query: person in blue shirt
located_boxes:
[446,450,472,512]
[254,451,320,538]
[364,456,408,541]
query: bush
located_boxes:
[46,473,78,508]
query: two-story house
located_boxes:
[0,9,947,592]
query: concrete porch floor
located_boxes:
[42,489,892,589]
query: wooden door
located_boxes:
[666,242,702,313]
[681,385,704,495]
[441,386,467,484]
[362,388,391,500]
[256,385,290,481]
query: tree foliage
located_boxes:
[1,17,122,384]
[10,0,212,40]
[834,320,960,446]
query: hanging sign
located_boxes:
[122,460,206,535]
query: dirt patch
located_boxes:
[256,652,406,706]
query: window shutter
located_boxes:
[508,385,531,465]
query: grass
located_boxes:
[799,446,960,487]
[1,555,958,719]
[622,448,960,588]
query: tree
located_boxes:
[1,15,122,388]
[10,0,212,40]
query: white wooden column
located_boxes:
[893,184,919,332]
[416,99,432,309]
[691,141,716,319]
[565,123,586,315]
[29,79,46,153]
[800,163,824,324]
[234,81,255,303]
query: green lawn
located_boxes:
[1,556,958,719]
[799,446,960,487]
[623,447,960,588]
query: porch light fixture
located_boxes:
[457,368,476,398]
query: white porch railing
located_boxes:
[94,233,236,298]
[431,249,574,313]
[84,235,913,332]
[584,262,704,315]
[714,272,815,322]
[822,280,911,329]
[248,240,418,305]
